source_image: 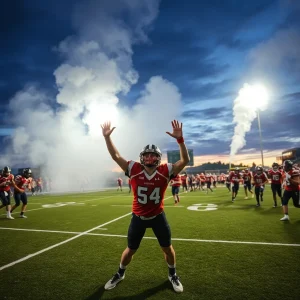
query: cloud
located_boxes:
[0,0,184,191]
[182,107,231,120]
[250,28,300,70]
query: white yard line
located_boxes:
[0,226,299,248]
[1,196,115,216]
[0,194,179,271]
[0,212,132,272]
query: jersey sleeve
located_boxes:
[125,160,136,177]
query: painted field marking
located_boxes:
[0,212,131,271]
[0,226,299,248]
[1,196,115,217]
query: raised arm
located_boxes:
[101,122,128,172]
[166,120,190,175]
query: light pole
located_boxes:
[257,110,264,167]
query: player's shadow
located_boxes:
[85,280,170,300]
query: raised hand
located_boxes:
[166,120,183,139]
[101,122,116,137]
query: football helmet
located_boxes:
[140,144,162,167]
[256,166,263,173]
[23,168,32,178]
[283,160,293,172]
[2,166,11,176]
[234,167,239,174]
[272,162,279,170]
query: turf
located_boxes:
[0,186,299,300]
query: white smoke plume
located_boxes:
[1,0,183,191]
[229,83,268,162]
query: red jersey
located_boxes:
[284,169,300,191]
[117,178,123,186]
[253,172,268,187]
[0,174,14,192]
[205,175,212,183]
[14,175,30,190]
[171,174,181,187]
[127,161,172,218]
[229,172,241,184]
[180,175,187,186]
[268,169,283,184]
[242,171,252,182]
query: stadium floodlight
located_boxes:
[238,83,269,111]
[242,83,269,167]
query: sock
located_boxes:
[168,264,176,276]
[7,211,11,217]
[21,212,24,216]
[118,263,126,276]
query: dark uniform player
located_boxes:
[225,174,231,192]
[0,166,24,219]
[280,160,300,221]
[180,173,188,193]
[11,169,32,218]
[242,169,254,199]
[170,173,181,204]
[101,120,189,293]
[229,168,242,202]
[268,162,283,207]
[252,166,268,207]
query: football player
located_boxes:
[117,177,123,191]
[242,169,254,199]
[170,173,181,204]
[101,120,189,293]
[268,162,283,207]
[11,169,32,218]
[0,166,24,219]
[205,173,214,194]
[252,166,269,207]
[180,173,188,193]
[229,168,242,202]
[280,160,300,221]
[225,173,231,192]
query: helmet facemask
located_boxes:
[140,145,162,168]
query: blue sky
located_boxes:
[1,0,300,169]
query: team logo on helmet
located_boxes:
[140,144,162,167]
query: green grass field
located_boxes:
[0,186,300,300]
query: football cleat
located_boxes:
[20,215,27,218]
[6,215,14,219]
[169,274,183,293]
[280,215,290,221]
[104,273,125,290]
